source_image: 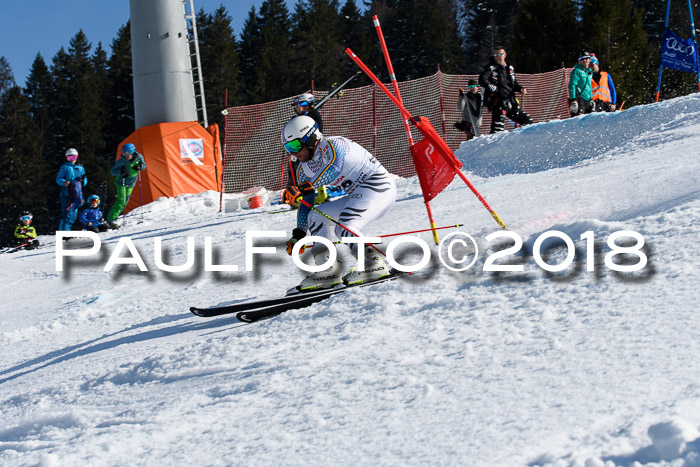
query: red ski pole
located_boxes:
[379,224,463,238]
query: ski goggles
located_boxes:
[283,122,317,153]
[468,84,478,88]
[90,200,100,205]
[20,215,32,222]
[284,138,304,153]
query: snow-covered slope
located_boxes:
[2,95,700,466]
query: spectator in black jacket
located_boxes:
[479,46,533,134]
[454,79,483,140]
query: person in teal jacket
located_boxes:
[106,143,146,228]
[568,52,594,116]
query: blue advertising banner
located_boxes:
[660,29,699,73]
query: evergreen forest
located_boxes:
[1,0,698,238]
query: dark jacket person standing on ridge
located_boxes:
[479,46,533,134]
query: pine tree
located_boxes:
[106,22,135,152]
[391,0,466,79]
[197,6,241,128]
[92,42,110,147]
[0,85,48,238]
[633,0,700,101]
[508,0,581,73]
[581,0,654,105]
[365,0,402,81]
[290,0,344,90]
[239,0,295,103]
[633,0,699,45]
[23,54,53,156]
[48,31,112,215]
[0,57,15,97]
[88,41,114,205]
[239,7,261,104]
[458,0,514,72]
[337,0,378,86]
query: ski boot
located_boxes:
[288,249,346,294]
[343,245,391,286]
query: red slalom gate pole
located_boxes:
[373,16,414,146]
[219,89,228,213]
[373,15,440,245]
[346,48,508,231]
[346,49,413,120]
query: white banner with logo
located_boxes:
[179,138,204,165]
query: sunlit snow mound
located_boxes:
[456,94,700,177]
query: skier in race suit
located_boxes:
[281,115,397,292]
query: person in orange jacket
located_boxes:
[590,55,617,112]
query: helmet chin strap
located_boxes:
[305,134,319,151]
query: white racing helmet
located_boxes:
[292,93,316,107]
[281,115,322,154]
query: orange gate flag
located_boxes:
[409,117,462,202]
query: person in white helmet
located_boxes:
[286,93,325,192]
[55,148,87,231]
[292,92,323,131]
[281,115,397,293]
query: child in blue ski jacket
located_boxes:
[56,148,87,231]
[80,195,109,233]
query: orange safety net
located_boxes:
[119,121,221,214]
[222,68,571,194]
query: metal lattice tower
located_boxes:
[183,0,208,128]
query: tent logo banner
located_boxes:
[180,138,204,165]
[660,29,699,73]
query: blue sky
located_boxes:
[2,0,298,86]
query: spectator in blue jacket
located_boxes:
[56,148,87,232]
[80,195,109,233]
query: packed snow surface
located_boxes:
[2,95,700,466]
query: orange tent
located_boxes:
[116,121,221,214]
